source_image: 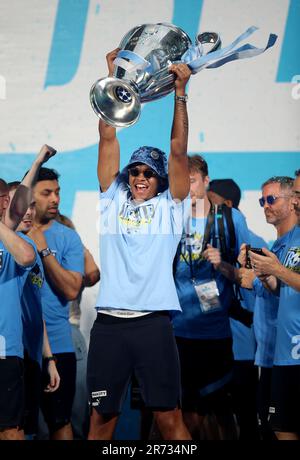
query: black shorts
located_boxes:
[40,352,76,433]
[23,352,42,435]
[87,312,181,414]
[257,366,272,423]
[0,357,24,429]
[175,336,233,415]
[269,365,300,433]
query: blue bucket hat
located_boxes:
[125,146,168,178]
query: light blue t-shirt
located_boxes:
[21,252,44,367]
[274,225,300,366]
[230,230,265,361]
[252,232,290,368]
[0,233,37,358]
[230,288,257,361]
[173,208,250,339]
[42,220,84,354]
[96,177,188,311]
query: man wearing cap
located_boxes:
[87,49,192,440]
[207,179,241,210]
[208,178,264,439]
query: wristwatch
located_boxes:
[175,94,188,103]
[39,247,52,259]
[44,355,57,364]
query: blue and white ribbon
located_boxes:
[182,26,278,73]
[113,26,277,75]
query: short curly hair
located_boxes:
[262,176,294,192]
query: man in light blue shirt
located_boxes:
[0,145,56,440]
[173,163,251,440]
[0,181,36,440]
[7,182,60,438]
[87,48,192,440]
[239,175,297,440]
[249,171,300,440]
[208,179,261,440]
[28,168,84,440]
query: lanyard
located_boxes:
[181,204,216,279]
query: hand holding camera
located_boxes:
[245,245,266,269]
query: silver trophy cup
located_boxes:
[90,23,220,128]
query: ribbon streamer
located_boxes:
[182,26,278,73]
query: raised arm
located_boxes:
[168,63,192,201]
[97,49,121,191]
[83,247,100,287]
[43,321,60,392]
[27,226,83,301]
[7,144,56,230]
[0,221,36,266]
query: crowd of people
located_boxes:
[0,50,299,441]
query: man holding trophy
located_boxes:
[87,47,192,440]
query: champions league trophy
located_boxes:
[90,23,277,128]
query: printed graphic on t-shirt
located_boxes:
[29,263,44,288]
[119,202,155,229]
[180,231,205,263]
[283,246,300,273]
[0,249,3,270]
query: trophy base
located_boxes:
[90,77,141,128]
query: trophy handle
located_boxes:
[195,32,221,53]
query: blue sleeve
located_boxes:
[62,230,84,275]
[100,175,121,199]
[17,232,38,271]
[253,277,265,297]
[166,190,191,237]
[252,276,278,299]
[99,174,126,214]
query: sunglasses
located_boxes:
[259,195,289,207]
[128,167,157,179]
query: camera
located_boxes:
[245,245,265,269]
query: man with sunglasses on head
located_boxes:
[0,146,56,440]
[6,182,60,440]
[0,197,37,440]
[87,48,192,440]
[241,174,299,440]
